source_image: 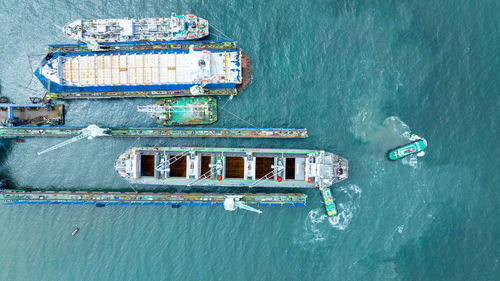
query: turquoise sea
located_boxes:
[0,0,499,280]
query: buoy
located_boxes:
[307,178,313,183]
[217,175,222,181]
[277,177,282,182]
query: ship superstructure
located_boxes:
[62,14,208,43]
[114,147,348,188]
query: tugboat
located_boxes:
[387,139,427,161]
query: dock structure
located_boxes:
[0,189,307,213]
[47,40,236,54]
[0,126,307,139]
[0,103,63,126]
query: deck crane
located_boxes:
[249,161,285,188]
[37,125,109,155]
[223,195,262,214]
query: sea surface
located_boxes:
[0,0,499,280]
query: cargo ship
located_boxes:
[137,97,217,126]
[114,147,348,188]
[0,188,306,214]
[62,14,208,43]
[0,99,63,126]
[35,42,251,99]
[387,139,427,161]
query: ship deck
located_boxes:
[61,50,240,87]
[0,104,63,126]
[0,126,308,138]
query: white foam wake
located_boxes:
[328,184,362,230]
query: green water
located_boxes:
[0,0,499,280]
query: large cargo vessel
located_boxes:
[0,188,306,214]
[62,14,208,43]
[137,97,217,126]
[114,147,348,188]
[35,43,251,98]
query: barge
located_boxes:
[0,101,63,126]
[0,188,306,213]
[62,14,208,43]
[137,97,217,126]
[0,126,307,139]
[114,147,348,188]
[35,42,251,99]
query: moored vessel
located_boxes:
[62,14,208,43]
[0,101,63,127]
[0,188,306,214]
[137,96,217,126]
[114,146,348,188]
[387,139,427,161]
[35,43,251,98]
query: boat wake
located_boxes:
[328,184,362,230]
[295,184,362,246]
[383,116,427,168]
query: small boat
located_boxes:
[387,139,427,161]
[137,97,217,126]
[61,14,208,43]
[320,188,337,216]
[71,227,79,236]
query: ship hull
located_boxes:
[115,147,348,188]
[35,43,250,98]
[64,15,208,43]
[387,139,427,161]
